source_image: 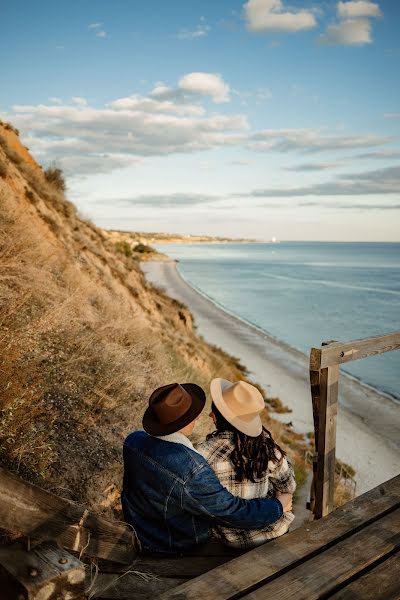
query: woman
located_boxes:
[196,378,296,549]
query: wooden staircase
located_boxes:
[0,332,399,599]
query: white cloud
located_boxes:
[4,89,246,175]
[230,160,252,166]
[256,88,273,101]
[248,128,391,153]
[178,72,230,103]
[176,16,210,40]
[242,165,400,197]
[117,192,218,207]
[48,97,62,104]
[110,94,205,116]
[56,154,140,176]
[319,1,382,45]
[319,18,372,45]
[149,73,231,104]
[71,97,88,106]
[88,22,107,37]
[337,1,382,19]
[357,150,400,159]
[286,162,340,171]
[244,0,317,33]
[384,113,400,120]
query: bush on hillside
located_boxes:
[133,243,155,254]
[4,122,20,136]
[0,160,6,178]
[114,240,133,257]
[44,166,66,192]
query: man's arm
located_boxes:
[269,453,297,495]
[183,462,283,530]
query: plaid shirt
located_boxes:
[196,431,296,549]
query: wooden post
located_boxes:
[0,541,85,600]
[310,341,339,519]
[315,363,339,518]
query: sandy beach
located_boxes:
[142,260,400,495]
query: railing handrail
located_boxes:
[310,331,400,369]
[309,330,400,520]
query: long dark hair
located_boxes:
[209,401,285,483]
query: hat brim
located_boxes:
[142,383,206,436]
[210,378,263,437]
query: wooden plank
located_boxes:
[160,475,400,600]
[309,367,321,515]
[330,551,400,600]
[309,331,400,369]
[241,508,400,599]
[0,467,136,564]
[0,541,85,600]
[315,363,339,519]
[96,554,232,578]
[87,572,186,599]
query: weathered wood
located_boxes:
[87,572,186,599]
[96,554,233,578]
[160,475,400,600]
[0,467,137,564]
[314,363,339,518]
[310,331,400,369]
[0,541,85,599]
[330,550,400,599]
[308,367,320,515]
[241,508,400,599]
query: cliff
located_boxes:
[0,121,309,517]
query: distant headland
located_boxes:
[107,229,258,244]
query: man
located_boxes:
[122,382,292,555]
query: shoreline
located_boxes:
[177,266,400,405]
[142,260,400,495]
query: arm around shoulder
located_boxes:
[269,451,297,494]
[183,461,283,530]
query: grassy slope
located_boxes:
[0,122,312,521]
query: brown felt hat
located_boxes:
[142,382,206,436]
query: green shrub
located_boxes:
[133,243,155,254]
[114,240,133,257]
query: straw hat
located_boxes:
[143,382,206,436]
[210,378,265,437]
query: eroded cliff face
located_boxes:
[0,122,309,516]
[0,122,248,512]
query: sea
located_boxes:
[155,242,400,401]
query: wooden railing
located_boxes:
[0,467,138,564]
[309,331,400,519]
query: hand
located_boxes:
[276,492,293,512]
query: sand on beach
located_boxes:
[142,260,400,495]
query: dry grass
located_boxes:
[0,134,22,165]
[0,192,173,505]
[0,127,312,518]
[0,182,257,511]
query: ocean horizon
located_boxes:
[155,241,400,401]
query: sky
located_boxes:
[1,0,400,241]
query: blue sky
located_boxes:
[1,0,400,240]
